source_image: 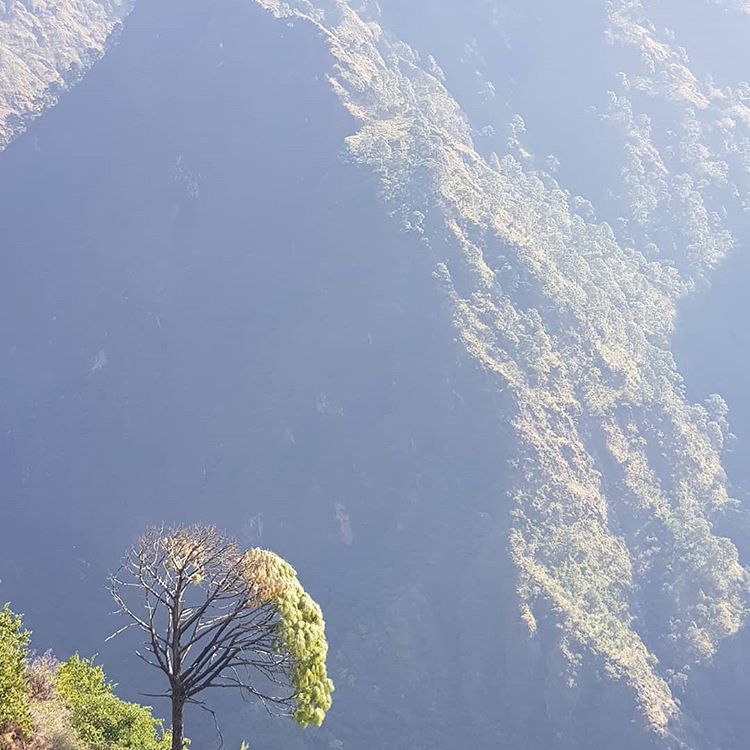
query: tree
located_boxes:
[109,525,333,750]
[0,604,32,737]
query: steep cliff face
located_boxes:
[1,1,750,749]
[0,0,133,150]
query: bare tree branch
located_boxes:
[109,525,295,750]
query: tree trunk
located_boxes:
[171,693,185,750]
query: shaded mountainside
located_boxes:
[2,1,750,749]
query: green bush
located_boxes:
[0,604,32,735]
[56,656,171,750]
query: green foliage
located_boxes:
[0,605,175,750]
[276,576,334,727]
[56,655,171,750]
[241,550,334,727]
[0,603,32,734]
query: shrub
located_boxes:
[56,655,171,750]
[28,652,60,702]
[29,699,82,750]
[0,604,32,736]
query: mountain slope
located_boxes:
[2,1,750,749]
[253,0,750,743]
[0,0,133,150]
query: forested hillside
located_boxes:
[2,1,750,749]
